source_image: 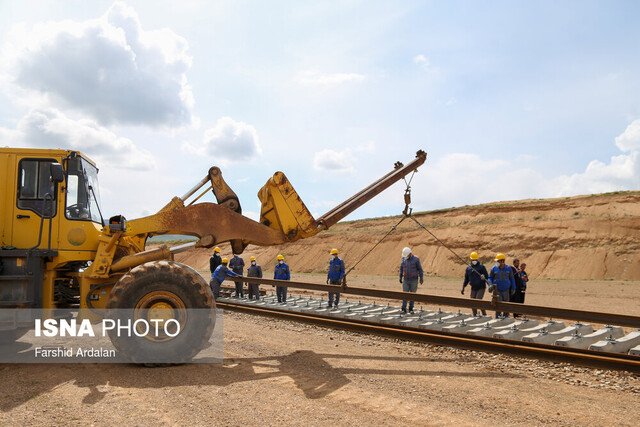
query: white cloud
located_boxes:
[2,2,193,127]
[407,121,640,210]
[1,109,155,170]
[413,54,431,71]
[615,119,640,152]
[183,116,262,162]
[297,71,365,86]
[313,148,355,173]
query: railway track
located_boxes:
[217,278,640,372]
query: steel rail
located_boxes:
[216,299,640,372]
[232,276,640,328]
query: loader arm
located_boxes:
[84,150,426,279]
[122,150,426,255]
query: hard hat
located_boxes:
[277,254,284,260]
[402,247,412,257]
[330,248,339,255]
[214,247,221,253]
[222,258,229,264]
[250,256,256,261]
[470,252,479,260]
[495,253,506,261]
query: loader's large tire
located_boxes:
[106,260,215,364]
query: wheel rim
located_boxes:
[134,291,187,342]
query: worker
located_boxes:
[274,254,290,303]
[247,256,263,300]
[511,258,524,317]
[519,262,529,304]
[461,251,489,316]
[488,253,515,318]
[209,247,222,275]
[229,253,245,298]
[326,248,345,308]
[209,258,239,299]
[399,247,423,314]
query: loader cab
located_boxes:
[64,154,103,224]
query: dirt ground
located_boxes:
[2,192,639,425]
[1,275,639,426]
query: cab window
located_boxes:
[17,159,58,217]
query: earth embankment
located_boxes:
[175,191,640,281]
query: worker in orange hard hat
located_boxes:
[326,248,345,308]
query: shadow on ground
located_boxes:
[0,350,518,411]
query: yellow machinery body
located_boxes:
[0,146,426,324]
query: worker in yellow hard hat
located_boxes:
[247,256,263,300]
[488,253,516,318]
[209,257,239,299]
[273,254,290,303]
[461,251,489,316]
[209,246,222,274]
[326,249,345,308]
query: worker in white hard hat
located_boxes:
[461,251,489,316]
[209,247,222,274]
[326,248,345,308]
[399,247,423,313]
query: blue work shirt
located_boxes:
[327,257,345,281]
[212,264,238,282]
[247,263,263,278]
[229,256,245,274]
[489,264,515,292]
[274,262,290,280]
[400,255,423,282]
[463,262,489,290]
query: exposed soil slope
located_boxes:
[175,191,640,281]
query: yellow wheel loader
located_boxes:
[0,147,425,362]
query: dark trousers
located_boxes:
[469,287,487,316]
[276,285,287,302]
[512,287,525,317]
[248,283,260,300]
[234,280,244,297]
[401,279,419,311]
[328,279,341,306]
[210,278,221,299]
[496,289,510,318]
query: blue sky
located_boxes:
[1,1,639,222]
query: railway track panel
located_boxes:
[218,277,640,372]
